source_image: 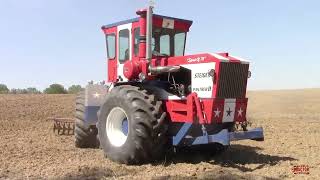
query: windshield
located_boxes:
[152,27,186,57]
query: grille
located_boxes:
[216,62,249,98]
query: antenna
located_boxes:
[149,0,155,8]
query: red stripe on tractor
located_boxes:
[212,99,225,123]
[212,60,221,97]
[235,98,248,122]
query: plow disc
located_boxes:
[48,117,75,135]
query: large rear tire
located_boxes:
[97,85,167,164]
[75,91,99,148]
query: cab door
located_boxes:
[117,23,132,81]
[105,27,117,82]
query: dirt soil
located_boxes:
[0,89,320,179]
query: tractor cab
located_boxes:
[102,9,192,82]
[149,15,192,57]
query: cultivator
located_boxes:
[48,117,75,135]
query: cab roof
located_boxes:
[101,14,193,30]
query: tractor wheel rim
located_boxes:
[106,107,129,147]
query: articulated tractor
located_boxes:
[74,5,264,164]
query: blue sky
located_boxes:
[0,0,319,90]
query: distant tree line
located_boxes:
[0,83,84,94]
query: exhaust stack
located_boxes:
[146,5,153,61]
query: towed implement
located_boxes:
[49,117,75,135]
[74,5,264,164]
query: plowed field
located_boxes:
[0,89,319,179]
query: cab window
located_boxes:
[152,26,187,57]
[119,29,130,63]
[106,34,116,59]
[160,34,170,56]
[174,32,186,56]
[134,28,140,56]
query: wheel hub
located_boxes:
[106,107,129,147]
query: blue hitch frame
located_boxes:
[172,123,264,146]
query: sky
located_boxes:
[0,0,319,90]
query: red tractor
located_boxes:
[74,5,264,164]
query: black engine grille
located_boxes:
[216,62,249,98]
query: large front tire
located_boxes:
[97,85,167,164]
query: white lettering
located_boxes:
[192,86,212,92]
[187,56,206,63]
